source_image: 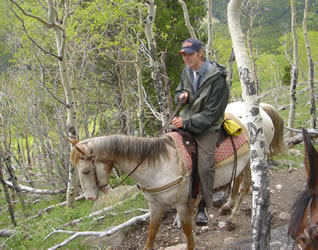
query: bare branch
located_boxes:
[8,4,62,60]
[8,0,63,31]
[59,192,141,229]
[46,212,150,250]
[4,180,65,195]
[32,45,69,107]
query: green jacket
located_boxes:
[174,61,229,135]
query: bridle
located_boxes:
[79,153,187,195]
[293,197,318,250]
[79,155,114,191]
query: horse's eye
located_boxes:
[82,170,90,175]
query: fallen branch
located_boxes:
[4,180,65,195]
[46,212,150,250]
[285,127,318,147]
[94,208,149,222]
[0,229,16,237]
[284,126,318,135]
[59,192,140,229]
[29,195,85,220]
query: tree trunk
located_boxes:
[136,58,145,137]
[0,157,17,227]
[227,48,235,89]
[228,1,271,249]
[178,0,197,39]
[47,0,78,207]
[287,0,299,138]
[303,0,316,129]
[206,0,213,60]
[0,152,27,217]
[144,0,170,126]
[244,0,261,95]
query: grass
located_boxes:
[0,191,148,249]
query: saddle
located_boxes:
[172,119,241,199]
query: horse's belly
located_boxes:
[213,151,250,188]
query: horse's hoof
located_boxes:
[219,207,231,215]
[225,220,236,231]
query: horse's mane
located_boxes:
[87,135,171,163]
[288,188,312,238]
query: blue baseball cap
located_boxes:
[178,38,202,55]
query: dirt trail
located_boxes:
[119,167,305,250]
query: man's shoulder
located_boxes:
[210,61,227,78]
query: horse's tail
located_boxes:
[261,103,285,156]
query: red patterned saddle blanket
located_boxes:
[167,131,248,171]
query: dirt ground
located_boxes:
[118,165,306,250]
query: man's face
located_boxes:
[182,51,203,71]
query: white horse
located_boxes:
[69,102,284,250]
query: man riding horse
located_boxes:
[171,38,230,226]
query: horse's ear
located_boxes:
[303,128,318,190]
[67,137,80,146]
[75,145,86,156]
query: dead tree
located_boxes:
[303,0,316,129]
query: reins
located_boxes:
[115,155,148,187]
[229,135,238,197]
[157,96,185,137]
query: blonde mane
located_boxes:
[70,135,172,165]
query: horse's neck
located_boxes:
[114,157,156,185]
[114,147,183,187]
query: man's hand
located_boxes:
[179,92,189,104]
[171,116,183,128]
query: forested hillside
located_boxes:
[0,0,317,249]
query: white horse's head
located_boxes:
[69,138,113,201]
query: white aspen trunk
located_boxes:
[287,0,299,138]
[228,1,271,249]
[206,0,213,60]
[135,58,144,137]
[144,0,169,126]
[227,48,235,89]
[48,0,78,208]
[178,0,197,39]
[245,0,260,95]
[303,0,316,129]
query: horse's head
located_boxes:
[68,138,113,201]
[289,129,318,249]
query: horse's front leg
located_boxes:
[176,202,195,250]
[143,202,164,250]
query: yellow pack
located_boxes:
[223,119,242,136]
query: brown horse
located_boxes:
[289,128,318,250]
[69,102,285,250]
